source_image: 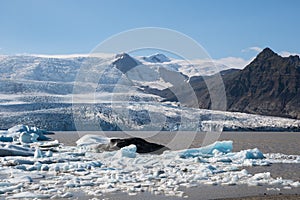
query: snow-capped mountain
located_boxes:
[141,53,171,63]
[0,53,231,83]
[0,53,299,131]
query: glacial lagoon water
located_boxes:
[1,131,299,199]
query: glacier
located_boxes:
[0,54,299,131]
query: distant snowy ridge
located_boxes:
[0,54,232,83]
[0,53,299,131]
[141,53,171,63]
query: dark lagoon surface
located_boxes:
[51,131,300,155]
[47,132,300,200]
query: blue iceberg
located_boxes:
[179,141,233,158]
[0,125,51,144]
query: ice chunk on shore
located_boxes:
[115,144,137,158]
[179,140,233,158]
[9,176,33,184]
[0,125,50,144]
[0,183,23,194]
[234,148,265,160]
[34,148,43,158]
[19,132,39,144]
[0,143,34,157]
[0,135,13,142]
[76,135,111,146]
[6,191,51,199]
[76,134,112,152]
[0,133,298,199]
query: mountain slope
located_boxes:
[189,48,300,119]
[226,48,300,119]
[0,52,299,131]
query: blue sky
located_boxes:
[0,0,299,62]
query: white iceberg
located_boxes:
[6,191,51,199]
[233,148,265,160]
[76,134,111,147]
[114,144,137,158]
[34,148,43,158]
[0,125,51,144]
[19,132,39,144]
[0,131,299,199]
[0,143,34,157]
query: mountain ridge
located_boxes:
[189,48,300,119]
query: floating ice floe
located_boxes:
[179,140,233,158]
[0,128,299,199]
[0,125,56,157]
[0,125,51,144]
[0,143,34,157]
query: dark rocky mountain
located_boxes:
[191,48,300,119]
[112,53,139,73]
[225,48,300,119]
[142,53,171,63]
[154,48,300,119]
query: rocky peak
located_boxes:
[112,53,139,73]
[143,53,171,63]
[255,47,279,61]
[288,54,300,64]
[115,52,131,60]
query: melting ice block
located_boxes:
[34,148,43,158]
[76,135,111,147]
[233,148,265,160]
[6,191,51,199]
[0,125,51,144]
[179,140,233,158]
[19,132,39,144]
[76,134,112,152]
[118,144,137,158]
[0,143,34,157]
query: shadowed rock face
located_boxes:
[223,48,300,119]
[110,137,169,154]
[112,53,139,74]
[156,48,300,119]
[142,53,171,63]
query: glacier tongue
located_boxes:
[0,55,300,131]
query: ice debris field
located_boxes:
[0,125,300,199]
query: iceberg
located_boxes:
[0,135,13,142]
[0,126,298,199]
[179,140,233,158]
[115,144,137,158]
[6,191,51,199]
[76,134,111,147]
[76,134,112,153]
[34,148,43,158]
[0,125,51,144]
[234,148,265,160]
[0,143,34,157]
[19,132,39,144]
